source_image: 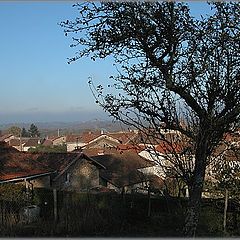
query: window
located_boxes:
[99,177,107,187]
[65,173,70,183]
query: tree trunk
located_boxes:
[183,129,209,236]
[183,181,204,236]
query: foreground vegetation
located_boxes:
[1,187,240,237]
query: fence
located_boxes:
[0,199,22,227]
[2,187,239,237]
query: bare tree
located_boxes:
[60,2,240,236]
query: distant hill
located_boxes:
[0,120,134,136]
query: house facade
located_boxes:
[66,134,86,152]
[53,156,105,192]
[84,134,121,149]
[51,136,66,146]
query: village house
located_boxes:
[1,129,211,197]
[23,138,42,152]
[35,152,105,192]
[138,142,183,178]
[0,134,15,143]
[54,154,105,192]
[83,148,163,194]
[8,138,30,151]
[66,134,87,152]
[84,134,121,149]
[66,131,138,152]
[48,136,66,146]
[66,131,102,152]
[0,142,106,193]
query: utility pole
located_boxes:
[53,188,58,222]
[223,188,228,234]
[76,137,79,148]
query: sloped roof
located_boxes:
[84,135,121,149]
[81,132,101,143]
[8,138,28,147]
[155,142,184,154]
[91,152,154,188]
[42,139,53,146]
[0,141,19,153]
[129,131,162,145]
[66,131,137,145]
[66,134,83,143]
[35,152,105,172]
[24,139,40,147]
[0,142,53,182]
[35,152,81,172]
[66,132,101,143]
[116,144,145,154]
[107,132,137,144]
[224,132,240,142]
[0,134,14,141]
[8,139,21,146]
[53,153,105,181]
[0,142,104,182]
[82,144,144,156]
[82,148,107,156]
[148,175,165,190]
[48,136,59,141]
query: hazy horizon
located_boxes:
[0,108,110,125]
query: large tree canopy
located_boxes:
[60,2,240,236]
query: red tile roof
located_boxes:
[0,142,53,181]
[35,152,82,172]
[0,142,104,182]
[224,132,240,142]
[116,144,145,154]
[155,142,183,154]
[81,132,101,143]
[66,132,101,143]
[66,134,83,143]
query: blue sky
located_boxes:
[0,2,212,124]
